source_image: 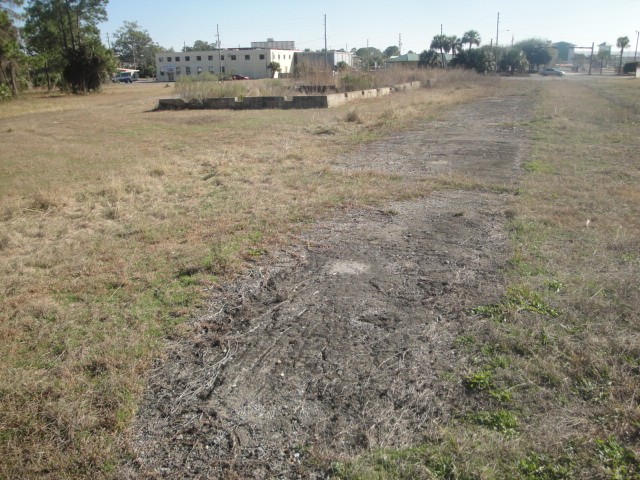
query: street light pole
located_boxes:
[634,30,639,64]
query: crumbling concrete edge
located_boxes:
[157,79,436,111]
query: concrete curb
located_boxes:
[157,80,435,111]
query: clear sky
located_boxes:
[99,0,639,54]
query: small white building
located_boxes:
[156,48,296,81]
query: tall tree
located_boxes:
[24,0,113,93]
[0,9,22,97]
[383,45,400,58]
[514,38,553,71]
[462,30,481,51]
[616,36,630,75]
[113,21,162,77]
[498,48,528,74]
[0,0,24,98]
[449,36,463,56]
[430,34,450,67]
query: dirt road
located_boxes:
[125,85,534,478]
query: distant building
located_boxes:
[552,42,576,62]
[251,38,296,50]
[294,51,354,71]
[156,48,296,81]
[386,53,420,68]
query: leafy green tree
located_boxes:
[418,49,441,68]
[267,61,281,78]
[113,21,162,77]
[430,34,450,67]
[184,40,216,52]
[616,36,630,74]
[514,38,553,71]
[462,30,481,51]
[355,47,383,69]
[0,6,24,98]
[498,48,529,74]
[24,0,112,92]
[383,45,400,58]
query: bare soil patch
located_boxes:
[125,90,534,478]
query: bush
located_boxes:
[623,61,639,74]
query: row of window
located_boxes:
[160,66,226,76]
[158,53,292,63]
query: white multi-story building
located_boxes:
[156,48,296,81]
[251,38,295,50]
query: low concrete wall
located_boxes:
[157,80,432,111]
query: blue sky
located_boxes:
[99,0,639,54]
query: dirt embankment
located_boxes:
[124,88,534,479]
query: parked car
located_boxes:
[231,74,250,80]
[539,68,565,77]
[113,72,134,83]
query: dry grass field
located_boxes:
[0,71,498,478]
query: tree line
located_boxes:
[1,1,637,100]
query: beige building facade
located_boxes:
[156,48,296,81]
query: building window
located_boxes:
[160,70,165,76]
[158,57,164,62]
[245,54,250,60]
[278,54,281,59]
[196,55,201,61]
[175,56,180,61]
[230,55,237,60]
[185,66,191,75]
[167,56,172,62]
[259,54,265,60]
[208,66,215,73]
[208,55,213,61]
[222,66,226,73]
[197,66,202,74]
[221,55,225,60]
[175,67,181,75]
[185,56,190,61]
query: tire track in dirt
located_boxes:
[124,87,534,479]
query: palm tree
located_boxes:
[449,36,463,57]
[616,36,630,75]
[267,61,281,78]
[430,34,450,68]
[462,30,481,51]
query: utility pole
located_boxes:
[588,42,594,75]
[324,14,328,69]
[216,24,222,79]
[634,30,639,64]
[399,33,402,55]
[495,13,500,72]
[440,24,443,35]
[106,32,111,49]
